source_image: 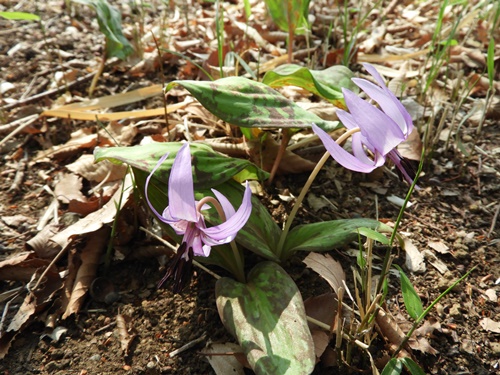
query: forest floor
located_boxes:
[0,0,499,374]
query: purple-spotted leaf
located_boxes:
[262,64,358,107]
[166,77,340,131]
[282,219,389,259]
[264,0,310,35]
[94,142,268,189]
[216,261,315,375]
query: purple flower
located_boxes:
[145,143,252,292]
[312,63,416,185]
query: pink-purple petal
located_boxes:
[343,89,404,155]
[212,188,236,218]
[200,181,252,242]
[312,124,378,173]
[145,152,171,221]
[336,108,360,131]
[168,143,197,222]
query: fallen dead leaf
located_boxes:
[66,154,127,183]
[116,314,136,357]
[403,237,426,273]
[479,318,500,333]
[0,252,55,282]
[303,253,346,298]
[62,226,111,319]
[428,240,450,254]
[54,173,86,204]
[203,342,246,375]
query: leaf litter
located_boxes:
[0,0,499,374]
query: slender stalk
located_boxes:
[267,129,291,185]
[276,127,361,259]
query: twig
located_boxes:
[8,151,28,193]
[0,114,39,149]
[487,203,500,239]
[169,333,207,357]
[0,58,119,112]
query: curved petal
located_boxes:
[183,225,207,257]
[212,188,236,219]
[145,152,170,221]
[353,78,411,136]
[200,181,252,243]
[168,143,197,222]
[312,124,378,173]
[361,64,413,135]
[350,133,376,167]
[336,108,360,131]
[343,89,404,155]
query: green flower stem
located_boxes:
[276,127,361,259]
[392,267,475,358]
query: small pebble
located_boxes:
[89,354,101,361]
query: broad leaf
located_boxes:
[282,219,388,259]
[355,227,390,245]
[166,77,340,131]
[381,358,403,375]
[394,265,424,320]
[400,358,427,375]
[264,0,310,35]
[94,142,268,189]
[216,262,315,375]
[72,0,133,59]
[262,64,358,107]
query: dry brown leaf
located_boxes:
[398,128,422,162]
[116,314,136,356]
[0,268,62,359]
[0,252,54,282]
[62,226,111,319]
[54,173,86,204]
[50,174,132,251]
[66,154,127,183]
[303,253,346,298]
[25,223,61,259]
[203,342,246,375]
[311,329,330,359]
[414,317,442,337]
[403,237,426,273]
[375,309,412,358]
[428,240,450,254]
[479,318,500,333]
[422,250,449,274]
[304,293,337,330]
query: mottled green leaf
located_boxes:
[97,144,280,262]
[94,142,268,189]
[264,0,310,35]
[394,265,424,320]
[72,0,133,59]
[282,219,388,259]
[216,262,315,375]
[262,64,357,106]
[166,77,340,131]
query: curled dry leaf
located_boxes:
[25,223,61,259]
[116,314,136,356]
[62,226,111,319]
[428,240,450,254]
[304,292,338,331]
[0,267,62,359]
[479,318,500,333]
[303,253,346,298]
[403,237,426,273]
[66,154,127,183]
[50,174,132,251]
[0,251,55,282]
[54,173,86,204]
[203,342,246,375]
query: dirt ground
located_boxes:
[1,1,499,374]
